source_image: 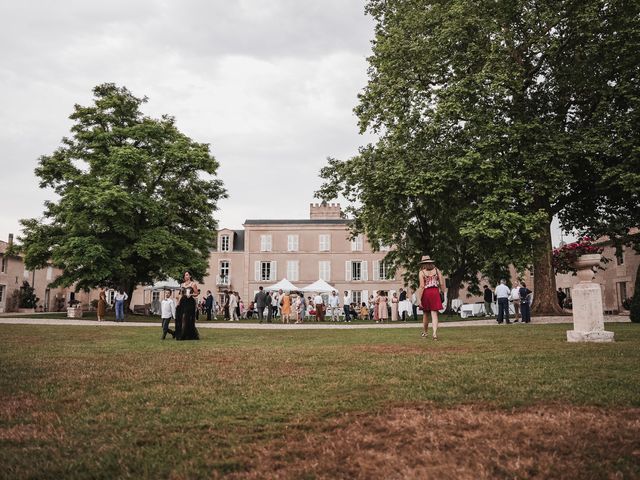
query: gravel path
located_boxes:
[0,316,630,329]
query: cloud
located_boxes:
[0,0,375,238]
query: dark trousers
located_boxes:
[206,306,212,321]
[257,305,265,321]
[343,305,351,322]
[267,305,273,322]
[412,305,418,321]
[521,301,531,323]
[223,306,229,320]
[161,317,174,339]
[497,298,510,323]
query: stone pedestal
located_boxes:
[67,306,83,318]
[567,254,614,343]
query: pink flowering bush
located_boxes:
[552,237,603,274]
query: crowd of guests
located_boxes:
[482,280,534,324]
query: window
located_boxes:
[618,282,628,306]
[345,260,368,281]
[287,261,299,281]
[319,261,331,281]
[0,255,6,273]
[107,290,115,304]
[218,260,230,285]
[616,249,625,265]
[351,290,362,307]
[255,261,277,281]
[260,235,272,252]
[287,235,299,252]
[46,266,53,281]
[152,291,160,303]
[351,234,363,252]
[374,260,388,280]
[0,285,5,303]
[319,234,331,252]
[220,235,230,252]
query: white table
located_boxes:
[460,303,485,318]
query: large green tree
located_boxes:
[320,0,640,314]
[20,83,227,304]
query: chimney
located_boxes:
[310,202,342,219]
[8,233,13,247]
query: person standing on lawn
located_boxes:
[228,290,239,321]
[391,291,399,321]
[97,288,107,322]
[280,291,292,323]
[557,288,567,309]
[510,282,521,323]
[329,290,340,321]
[483,285,494,316]
[378,291,389,323]
[314,293,325,321]
[342,290,352,322]
[519,283,533,323]
[204,290,214,321]
[160,289,176,339]
[114,289,128,322]
[254,286,268,323]
[418,256,445,340]
[222,289,230,321]
[495,279,512,324]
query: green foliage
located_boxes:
[319,0,640,312]
[18,281,39,309]
[19,84,227,294]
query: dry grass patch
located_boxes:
[235,405,640,480]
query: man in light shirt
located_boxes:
[495,279,512,324]
[160,290,176,339]
[229,291,239,321]
[328,290,340,321]
[510,281,521,323]
[314,293,325,322]
[343,290,352,322]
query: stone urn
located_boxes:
[567,254,614,342]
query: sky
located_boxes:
[0,0,570,247]
[0,0,375,239]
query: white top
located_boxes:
[229,294,238,309]
[114,292,128,301]
[271,294,279,306]
[314,294,324,305]
[328,295,340,307]
[160,298,176,319]
[495,284,511,299]
[510,287,520,300]
[344,293,352,305]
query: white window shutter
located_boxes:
[345,261,352,281]
[267,235,272,251]
[373,260,379,281]
[255,261,260,281]
[271,261,277,281]
[362,261,368,281]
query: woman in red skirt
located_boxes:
[418,255,445,340]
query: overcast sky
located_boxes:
[0,1,570,247]
[0,0,376,239]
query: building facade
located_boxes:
[198,203,403,307]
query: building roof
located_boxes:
[244,219,350,225]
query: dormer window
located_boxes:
[220,235,230,252]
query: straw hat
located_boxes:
[418,255,436,265]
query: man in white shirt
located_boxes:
[343,290,352,322]
[160,290,176,339]
[314,293,325,322]
[495,280,512,324]
[510,281,521,323]
[328,290,340,321]
[229,291,239,321]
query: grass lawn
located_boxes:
[4,310,473,323]
[1,323,638,479]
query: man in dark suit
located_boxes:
[254,286,268,323]
[223,289,230,321]
[205,290,214,321]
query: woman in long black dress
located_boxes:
[177,287,199,340]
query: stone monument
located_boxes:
[566,254,614,342]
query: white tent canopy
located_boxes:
[264,278,300,292]
[300,279,337,293]
[144,279,181,291]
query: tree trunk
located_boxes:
[445,270,465,313]
[531,220,565,315]
[125,282,135,315]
